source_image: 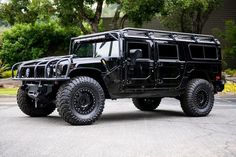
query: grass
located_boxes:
[0,88,18,95]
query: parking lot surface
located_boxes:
[0,96,236,157]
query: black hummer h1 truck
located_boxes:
[12,28,225,125]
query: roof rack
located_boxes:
[121,27,218,44]
[70,27,219,44]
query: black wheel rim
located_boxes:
[73,89,96,115]
[195,89,209,109]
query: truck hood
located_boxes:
[72,57,102,65]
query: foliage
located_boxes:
[110,0,164,29]
[214,20,236,58]
[1,70,17,78]
[0,0,55,25]
[160,0,222,33]
[0,20,81,66]
[213,20,236,69]
[121,0,164,27]
[0,59,9,78]
[225,69,236,77]
[55,0,113,33]
[223,82,236,93]
[0,0,166,33]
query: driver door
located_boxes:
[124,40,155,89]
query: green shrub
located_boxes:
[0,20,81,66]
[0,59,9,78]
[213,20,236,69]
[225,68,236,77]
[1,70,17,78]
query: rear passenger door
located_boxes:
[155,42,185,87]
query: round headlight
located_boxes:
[26,68,30,78]
[46,67,51,77]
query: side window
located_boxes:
[127,42,150,58]
[110,41,119,57]
[190,45,204,58]
[189,45,218,59]
[95,42,111,57]
[95,40,120,57]
[204,46,217,59]
[158,44,178,60]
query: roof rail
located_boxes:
[122,27,217,44]
[70,27,218,44]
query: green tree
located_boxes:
[55,0,108,34]
[160,0,222,33]
[111,0,164,29]
[216,20,236,58]
[0,0,55,25]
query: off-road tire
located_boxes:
[180,79,214,117]
[132,98,162,111]
[17,88,56,117]
[56,76,105,125]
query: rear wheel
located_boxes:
[180,79,214,117]
[132,98,162,111]
[56,76,105,125]
[17,88,55,117]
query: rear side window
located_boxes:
[189,45,218,60]
[158,44,178,60]
[204,46,217,59]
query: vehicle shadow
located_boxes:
[100,109,185,123]
[19,109,185,125]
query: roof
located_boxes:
[71,27,220,45]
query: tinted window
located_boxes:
[204,46,217,59]
[189,45,217,59]
[190,45,204,58]
[127,42,149,58]
[158,44,178,59]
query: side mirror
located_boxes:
[129,49,142,65]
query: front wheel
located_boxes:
[132,98,162,111]
[17,88,55,117]
[180,79,214,117]
[56,76,105,125]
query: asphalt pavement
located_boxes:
[0,96,236,157]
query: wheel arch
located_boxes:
[188,70,211,82]
[68,68,111,99]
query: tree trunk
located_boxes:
[112,4,121,29]
[180,10,185,32]
[120,14,128,28]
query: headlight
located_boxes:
[46,67,51,77]
[26,68,30,78]
[55,64,63,75]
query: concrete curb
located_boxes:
[0,95,16,98]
